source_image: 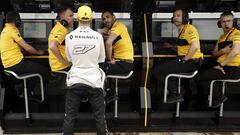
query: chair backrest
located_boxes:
[4,70,20,79]
[53,70,68,75]
[107,70,134,79]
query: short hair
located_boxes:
[6,11,20,23]
[57,5,73,17]
[102,11,114,16]
[220,11,234,18]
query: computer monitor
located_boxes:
[94,19,133,39]
[152,20,178,42]
[20,20,52,51]
[192,19,222,40]
[21,19,52,43]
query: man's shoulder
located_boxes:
[113,21,126,29]
[233,29,240,37]
[52,23,68,34]
[186,24,198,34]
[187,24,197,30]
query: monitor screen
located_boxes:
[192,19,222,40]
[21,20,52,43]
[152,20,178,42]
[94,19,133,39]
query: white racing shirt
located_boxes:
[65,26,106,89]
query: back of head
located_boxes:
[6,11,20,23]
[77,5,93,22]
[6,11,22,27]
[57,5,73,18]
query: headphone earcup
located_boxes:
[233,18,238,28]
[182,17,188,24]
[15,19,22,27]
[171,17,174,23]
[217,20,222,28]
[60,19,68,27]
[181,11,189,25]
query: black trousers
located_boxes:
[153,58,202,94]
[102,60,133,75]
[196,66,240,100]
[6,59,50,80]
[63,84,108,135]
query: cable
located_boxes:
[143,13,150,127]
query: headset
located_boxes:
[60,19,69,27]
[56,15,69,27]
[171,9,189,25]
[15,18,22,27]
[217,11,238,28]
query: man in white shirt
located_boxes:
[62,5,108,135]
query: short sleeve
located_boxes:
[12,29,23,42]
[52,30,65,44]
[110,23,124,36]
[186,26,199,44]
[233,30,240,44]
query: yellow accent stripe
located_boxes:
[24,55,211,59]
[25,56,49,58]
[143,13,149,127]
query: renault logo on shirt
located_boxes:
[73,44,95,54]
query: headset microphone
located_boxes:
[225,26,230,29]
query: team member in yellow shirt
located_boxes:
[48,6,74,71]
[196,11,240,108]
[100,11,134,75]
[153,9,203,104]
[0,11,49,77]
[100,11,134,103]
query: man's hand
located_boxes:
[163,42,173,49]
[221,45,232,54]
[212,45,232,58]
[37,50,45,55]
[213,65,225,74]
[60,59,70,65]
[99,27,109,40]
[107,58,120,64]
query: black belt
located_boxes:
[115,58,134,63]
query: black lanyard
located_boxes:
[225,28,235,41]
[178,25,187,38]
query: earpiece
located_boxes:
[60,19,68,27]
[15,19,22,27]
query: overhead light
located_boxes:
[156,0,176,8]
[159,1,176,5]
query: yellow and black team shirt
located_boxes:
[217,28,240,66]
[177,23,203,59]
[109,21,134,61]
[48,22,70,71]
[0,24,24,68]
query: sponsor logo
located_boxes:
[73,44,95,54]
